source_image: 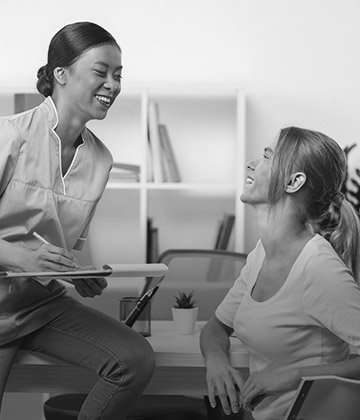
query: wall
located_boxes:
[1,0,360,250]
[1,1,360,418]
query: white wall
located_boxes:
[1,1,360,418]
[1,0,360,250]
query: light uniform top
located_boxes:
[0,96,112,345]
[215,234,360,420]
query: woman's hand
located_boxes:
[241,368,302,411]
[73,265,108,298]
[206,354,245,415]
[20,243,78,273]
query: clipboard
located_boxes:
[0,263,168,280]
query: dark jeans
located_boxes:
[0,300,155,419]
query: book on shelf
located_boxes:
[147,102,181,183]
[148,102,163,183]
[158,124,181,182]
[109,162,140,182]
[207,213,235,282]
[146,218,159,263]
[214,213,235,250]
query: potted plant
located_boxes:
[171,290,198,335]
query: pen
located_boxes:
[33,231,50,245]
[32,231,75,285]
[125,276,165,327]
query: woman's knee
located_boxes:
[103,329,155,387]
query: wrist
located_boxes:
[204,352,230,365]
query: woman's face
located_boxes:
[240,146,273,206]
[63,43,122,122]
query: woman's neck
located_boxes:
[254,202,313,259]
[51,95,85,147]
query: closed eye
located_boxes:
[94,70,106,77]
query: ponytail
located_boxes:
[329,199,360,283]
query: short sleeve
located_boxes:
[302,252,360,352]
[0,118,21,196]
[215,241,263,328]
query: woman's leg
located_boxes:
[21,301,155,420]
[0,338,23,413]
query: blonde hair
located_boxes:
[269,127,360,282]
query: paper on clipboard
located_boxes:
[0,263,168,281]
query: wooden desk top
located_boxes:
[15,320,249,368]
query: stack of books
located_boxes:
[147,101,181,183]
[109,162,140,182]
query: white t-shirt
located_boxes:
[215,234,360,420]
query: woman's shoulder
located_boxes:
[0,102,47,135]
[82,127,113,166]
[302,234,355,287]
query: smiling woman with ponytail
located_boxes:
[201,126,360,420]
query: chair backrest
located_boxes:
[285,375,360,420]
[143,249,247,321]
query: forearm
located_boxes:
[0,238,28,271]
[200,316,232,363]
[298,356,360,380]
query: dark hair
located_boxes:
[269,126,360,281]
[36,21,120,97]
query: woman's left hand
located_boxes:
[241,368,302,411]
[72,265,108,298]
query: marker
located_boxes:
[33,232,50,245]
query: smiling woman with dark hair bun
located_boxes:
[0,22,154,420]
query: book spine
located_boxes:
[158,124,181,182]
[148,102,163,183]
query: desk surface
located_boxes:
[8,321,249,395]
[15,321,249,368]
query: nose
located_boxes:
[103,76,121,95]
[246,159,259,171]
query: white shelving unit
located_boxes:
[86,87,246,267]
[0,86,246,268]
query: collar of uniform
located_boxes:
[40,96,59,130]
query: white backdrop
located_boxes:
[0,0,360,250]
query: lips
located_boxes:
[246,176,254,185]
[95,94,112,107]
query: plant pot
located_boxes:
[171,307,198,335]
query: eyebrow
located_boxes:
[93,61,123,71]
[264,147,273,154]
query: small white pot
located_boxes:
[172,307,198,335]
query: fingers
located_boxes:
[73,278,107,298]
[242,376,265,410]
[206,371,242,415]
[38,244,78,270]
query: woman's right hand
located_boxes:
[205,353,245,415]
[19,243,78,273]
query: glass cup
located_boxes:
[119,296,151,337]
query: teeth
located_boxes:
[96,95,111,105]
[246,176,254,184]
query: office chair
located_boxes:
[43,249,247,420]
[144,249,247,321]
[285,375,360,420]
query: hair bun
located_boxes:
[36,65,52,97]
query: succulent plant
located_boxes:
[173,290,197,309]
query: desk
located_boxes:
[6,321,249,396]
